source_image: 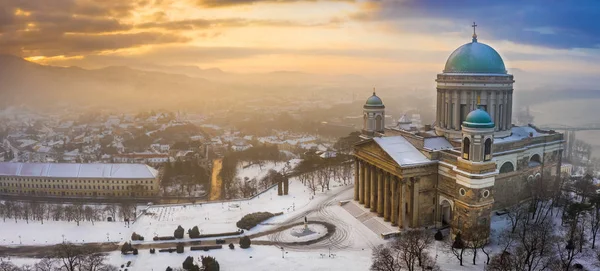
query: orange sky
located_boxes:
[2,0,598,75]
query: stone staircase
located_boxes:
[342,200,398,237]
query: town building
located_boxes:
[0,162,159,197]
[352,27,564,240]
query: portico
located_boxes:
[354,137,437,229]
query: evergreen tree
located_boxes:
[174,225,185,239]
[201,256,220,271]
[239,236,251,249]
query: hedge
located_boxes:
[236,212,283,230]
[190,245,222,251]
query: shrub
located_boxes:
[174,225,185,239]
[127,261,131,267]
[239,236,251,249]
[121,242,133,254]
[189,226,200,238]
[131,232,145,241]
[236,212,282,230]
[216,239,225,244]
[183,256,195,270]
[166,267,173,271]
[176,243,184,253]
[132,248,138,255]
[150,248,156,254]
[434,230,443,241]
[201,256,220,271]
[229,243,234,249]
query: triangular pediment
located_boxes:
[355,139,401,167]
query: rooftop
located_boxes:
[0,162,158,179]
[373,136,432,167]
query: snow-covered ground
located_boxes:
[0,219,132,245]
[6,245,374,271]
[235,159,300,184]
[132,178,313,240]
[0,168,349,246]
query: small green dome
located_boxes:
[365,92,384,108]
[463,109,495,129]
[444,40,506,74]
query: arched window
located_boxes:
[375,115,383,131]
[484,138,492,161]
[462,137,470,160]
[499,162,515,174]
[530,154,541,164]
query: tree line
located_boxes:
[0,243,117,271]
[219,144,284,200]
[0,201,136,225]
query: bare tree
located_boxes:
[507,203,528,233]
[104,204,117,222]
[306,172,318,196]
[556,237,581,271]
[589,195,600,249]
[370,244,401,271]
[53,243,87,271]
[463,225,491,265]
[33,258,59,271]
[449,232,466,266]
[371,229,434,271]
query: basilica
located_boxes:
[352,27,564,239]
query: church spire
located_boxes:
[472,22,478,42]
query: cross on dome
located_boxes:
[373,87,376,96]
[472,22,478,42]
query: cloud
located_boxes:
[195,0,353,8]
[136,18,341,30]
[0,0,186,57]
[351,0,600,49]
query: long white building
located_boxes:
[0,162,160,198]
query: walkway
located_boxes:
[341,200,398,237]
[209,159,222,200]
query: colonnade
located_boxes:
[353,158,412,228]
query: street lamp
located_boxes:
[18,235,21,245]
[281,247,285,259]
[106,233,110,242]
[62,234,65,243]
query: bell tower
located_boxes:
[362,89,385,138]
[452,108,497,242]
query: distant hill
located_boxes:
[0,55,221,110]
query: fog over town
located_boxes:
[1,1,600,271]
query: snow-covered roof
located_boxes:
[0,162,158,179]
[494,126,547,144]
[423,137,454,151]
[373,136,432,167]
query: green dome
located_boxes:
[444,40,506,74]
[463,109,495,129]
[365,92,384,107]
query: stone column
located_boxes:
[445,92,450,129]
[384,173,391,221]
[454,91,460,130]
[364,164,371,208]
[400,180,406,229]
[370,166,377,212]
[411,179,420,228]
[359,161,365,204]
[391,177,398,226]
[436,90,442,126]
[508,92,513,129]
[354,159,359,201]
[377,170,384,216]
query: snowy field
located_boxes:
[6,245,374,271]
[0,171,352,246]
[235,159,301,184]
[132,178,313,240]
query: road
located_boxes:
[209,158,223,200]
